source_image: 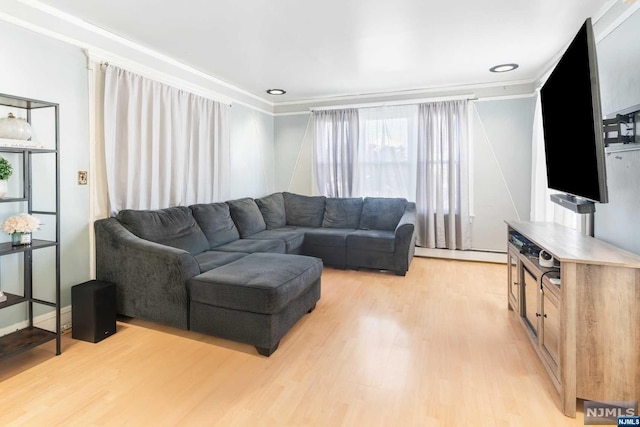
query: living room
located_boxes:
[0,0,639,425]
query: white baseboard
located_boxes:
[415,247,507,264]
[0,304,72,337]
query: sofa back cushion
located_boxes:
[116,206,209,254]
[283,192,326,227]
[322,198,363,229]
[359,197,407,231]
[255,192,286,229]
[226,198,267,238]
[190,202,240,248]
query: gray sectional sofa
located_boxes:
[94,192,416,354]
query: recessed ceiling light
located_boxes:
[489,63,519,73]
[266,89,286,95]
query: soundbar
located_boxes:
[550,193,596,214]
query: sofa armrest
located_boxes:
[395,202,416,240]
[393,202,417,275]
[94,218,200,329]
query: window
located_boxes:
[354,105,418,199]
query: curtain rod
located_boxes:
[309,94,476,111]
[90,55,235,107]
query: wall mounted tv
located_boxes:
[540,17,608,205]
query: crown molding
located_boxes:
[595,0,640,42]
[274,79,537,114]
[309,94,476,112]
[8,0,275,111]
[86,49,232,107]
[274,78,537,108]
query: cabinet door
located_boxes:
[523,266,539,336]
[507,249,520,312]
[541,287,560,376]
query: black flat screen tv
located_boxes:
[540,18,608,204]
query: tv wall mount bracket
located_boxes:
[603,105,640,147]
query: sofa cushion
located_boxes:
[214,238,286,254]
[247,228,308,254]
[322,198,363,229]
[303,228,355,247]
[116,206,209,255]
[193,251,248,273]
[359,197,407,231]
[283,192,326,227]
[226,198,267,238]
[255,192,286,229]
[189,253,323,314]
[190,203,240,248]
[347,229,396,252]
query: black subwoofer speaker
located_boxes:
[72,280,116,343]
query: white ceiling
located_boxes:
[36,0,613,104]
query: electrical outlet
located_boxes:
[78,171,88,185]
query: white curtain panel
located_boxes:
[530,92,578,229]
[312,109,359,197]
[353,105,418,199]
[416,100,471,249]
[104,66,230,214]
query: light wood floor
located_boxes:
[0,258,587,426]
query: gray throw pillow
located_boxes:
[116,206,209,254]
[359,197,407,231]
[255,192,286,229]
[322,198,363,228]
[226,198,267,238]
[190,202,240,248]
[283,192,326,227]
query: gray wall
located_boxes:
[594,8,640,255]
[229,104,275,199]
[274,113,313,195]
[0,20,90,330]
[471,97,536,251]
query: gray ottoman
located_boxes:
[189,252,322,356]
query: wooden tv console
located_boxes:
[505,220,640,417]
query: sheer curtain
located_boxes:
[104,65,230,214]
[312,109,359,197]
[353,105,418,199]
[415,100,470,249]
[530,92,578,228]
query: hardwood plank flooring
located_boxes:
[0,258,587,426]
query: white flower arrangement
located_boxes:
[2,213,40,234]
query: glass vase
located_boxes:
[0,112,32,140]
[11,232,31,246]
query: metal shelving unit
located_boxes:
[0,93,60,360]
